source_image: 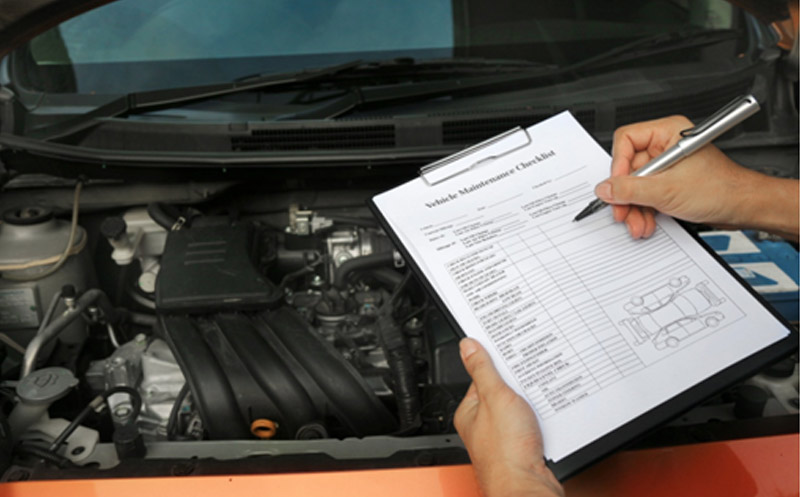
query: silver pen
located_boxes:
[573,94,761,222]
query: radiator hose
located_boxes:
[334,252,394,289]
[147,202,187,231]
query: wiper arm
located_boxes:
[565,28,741,72]
[27,57,555,142]
[358,56,555,71]
[25,29,739,138]
[27,60,365,141]
[286,28,742,120]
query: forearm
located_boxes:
[733,171,799,241]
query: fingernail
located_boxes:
[460,338,478,360]
[595,181,613,201]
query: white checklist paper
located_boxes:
[373,112,790,462]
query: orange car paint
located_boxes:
[0,434,796,497]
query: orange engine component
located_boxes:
[250,419,278,439]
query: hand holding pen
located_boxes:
[574,97,798,241]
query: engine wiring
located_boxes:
[166,383,192,441]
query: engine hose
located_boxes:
[334,252,395,288]
[377,312,421,432]
[16,444,76,468]
[147,202,182,231]
[48,386,142,453]
[20,289,118,379]
[369,268,404,290]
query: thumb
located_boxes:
[595,176,666,209]
[460,338,505,394]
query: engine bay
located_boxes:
[0,180,796,479]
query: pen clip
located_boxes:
[679,95,758,138]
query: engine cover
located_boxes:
[160,307,397,440]
[155,222,282,313]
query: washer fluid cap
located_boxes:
[16,367,78,405]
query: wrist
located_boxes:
[482,465,564,497]
[733,172,799,240]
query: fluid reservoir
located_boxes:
[0,206,95,358]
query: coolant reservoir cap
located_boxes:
[2,206,54,226]
[16,367,78,405]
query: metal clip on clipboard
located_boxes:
[419,126,532,186]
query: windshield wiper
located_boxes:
[283,28,742,120]
[25,57,555,142]
[565,27,741,72]
[361,57,555,71]
[239,57,552,81]
[25,60,366,141]
[22,29,739,139]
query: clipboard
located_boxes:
[367,124,798,481]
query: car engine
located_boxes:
[0,185,795,476]
[0,193,472,471]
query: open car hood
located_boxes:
[0,0,115,57]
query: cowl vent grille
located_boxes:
[616,82,751,126]
[231,125,395,151]
[443,110,596,145]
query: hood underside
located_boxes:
[0,0,114,58]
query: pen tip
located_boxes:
[574,198,607,222]
[573,209,589,222]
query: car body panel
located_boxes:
[1,434,796,496]
[565,433,799,497]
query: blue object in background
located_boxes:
[700,230,799,322]
[702,234,732,252]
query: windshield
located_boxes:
[15,0,741,94]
